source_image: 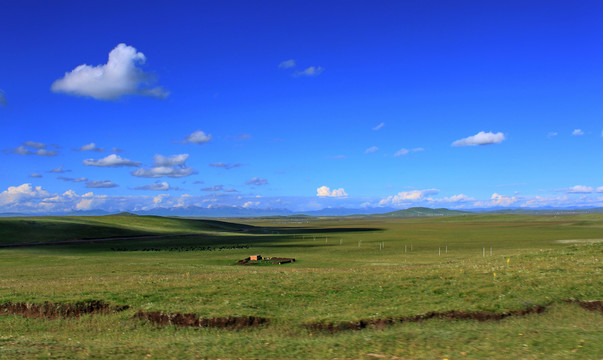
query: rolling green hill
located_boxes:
[0,216,254,245]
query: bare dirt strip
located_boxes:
[2,300,600,330]
[134,311,269,329]
[0,300,129,319]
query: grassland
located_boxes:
[0,214,601,359]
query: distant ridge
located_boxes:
[110,212,138,217]
[376,207,470,218]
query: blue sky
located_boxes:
[1,0,602,213]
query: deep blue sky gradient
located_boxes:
[1,1,601,212]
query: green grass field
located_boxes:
[0,214,601,359]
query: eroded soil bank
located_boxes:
[0,300,129,319]
[134,311,269,329]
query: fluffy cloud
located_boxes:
[135,181,177,191]
[209,162,242,170]
[243,201,260,208]
[278,59,296,69]
[57,176,88,183]
[9,141,58,156]
[246,177,268,186]
[83,154,141,167]
[0,183,50,207]
[365,146,379,154]
[474,193,519,207]
[316,186,348,198]
[597,186,603,193]
[86,180,119,188]
[373,122,385,131]
[75,143,104,152]
[547,132,558,138]
[294,66,324,77]
[131,154,195,178]
[572,129,584,136]
[202,185,224,192]
[378,189,439,206]
[153,154,189,167]
[29,173,42,178]
[49,166,70,174]
[183,130,211,144]
[51,43,168,100]
[566,185,594,193]
[132,167,195,178]
[452,131,505,146]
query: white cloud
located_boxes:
[0,183,50,206]
[132,167,195,178]
[201,185,224,192]
[209,162,242,170]
[572,129,584,136]
[452,131,505,146]
[86,180,119,188]
[365,146,378,154]
[51,43,168,100]
[75,143,104,152]
[294,66,324,77]
[10,141,58,156]
[378,189,439,206]
[474,193,519,207]
[278,59,296,69]
[246,177,268,186]
[316,186,348,198]
[29,173,42,178]
[597,186,603,193]
[135,181,176,191]
[547,132,558,138]
[394,148,409,157]
[84,154,140,167]
[183,130,211,144]
[49,166,70,174]
[153,154,189,167]
[24,141,45,149]
[373,122,385,131]
[325,155,346,160]
[57,176,88,183]
[131,154,195,178]
[243,201,260,208]
[566,185,593,193]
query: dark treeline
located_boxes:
[110,244,250,252]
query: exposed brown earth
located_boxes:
[134,311,269,329]
[304,305,547,332]
[0,300,129,319]
[564,299,603,313]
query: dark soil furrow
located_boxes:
[0,300,129,319]
[134,311,269,329]
[304,305,548,332]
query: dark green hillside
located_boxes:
[0,216,254,245]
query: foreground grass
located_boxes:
[0,214,601,358]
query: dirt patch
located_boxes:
[0,300,129,319]
[305,305,547,332]
[555,239,603,244]
[565,300,603,314]
[134,311,269,329]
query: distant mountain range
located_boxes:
[2,206,603,218]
